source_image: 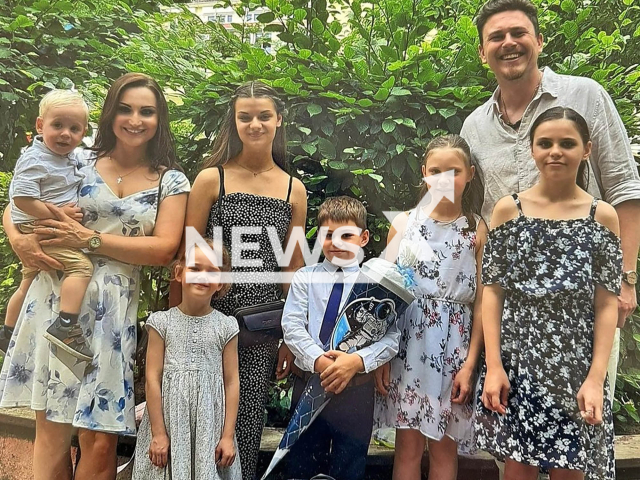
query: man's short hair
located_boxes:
[317,196,367,231]
[476,0,540,41]
[39,89,89,121]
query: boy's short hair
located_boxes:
[317,196,367,231]
[476,0,539,41]
[39,89,89,122]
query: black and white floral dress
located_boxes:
[475,194,622,480]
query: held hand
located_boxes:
[617,282,637,328]
[12,232,63,271]
[215,436,236,468]
[577,377,604,425]
[314,355,334,374]
[320,350,364,394]
[33,203,93,249]
[374,362,391,396]
[482,367,510,415]
[149,433,170,468]
[451,362,475,405]
[276,343,294,380]
[61,203,84,223]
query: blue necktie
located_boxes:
[319,268,344,346]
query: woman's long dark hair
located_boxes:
[92,73,178,172]
[201,81,287,171]
[418,134,484,232]
[529,106,591,191]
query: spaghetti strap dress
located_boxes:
[475,194,622,480]
[206,166,293,480]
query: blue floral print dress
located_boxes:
[0,156,190,435]
[475,194,622,480]
[375,208,479,451]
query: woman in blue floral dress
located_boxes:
[477,107,622,480]
[0,73,189,480]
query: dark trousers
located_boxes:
[284,375,374,480]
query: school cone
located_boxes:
[260,259,415,480]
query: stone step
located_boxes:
[1,408,640,480]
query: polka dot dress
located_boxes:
[206,166,293,480]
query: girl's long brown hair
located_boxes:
[201,81,287,171]
[92,73,178,172]
[418,134,484,232]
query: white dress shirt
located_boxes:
[282,258,400,374]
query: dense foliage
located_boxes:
[1,0,639,427]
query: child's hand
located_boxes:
[314,354,334,374]
[215,436,236,467]
[61,204,83,223]
[577,377,604,425]
[276,343,294,380]
[451,362,475,405]
[374,363,391,396]
[149,433,170,468]
[320,351,364,394]
[482,367,510,415]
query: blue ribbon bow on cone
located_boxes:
[260,258,415,480]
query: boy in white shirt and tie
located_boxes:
[282,196,399,480]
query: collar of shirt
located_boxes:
[321,257,360,276]
[487,66,560,118]
[32,135,73,162]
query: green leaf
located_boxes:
[256,12,276,23]
[263,24,285,32]
[438,107,456,119]
[297,126,311,135]
[329,160,348,170]
[298,49,312,59]
[307,103,323,116]
[373,87,390,101]
[9,15,34,31]
[317,137,336,159]
[311,18,324,35]
[368,173,383,182]
[561,0,576,13]
[563,21,579,40]
[357,98,373,108]
[382,76,395,89]
[634,24,640,38]
[293,9,307,22]
[382,119,396,133]
[390,87,411,96]
[302,143,317,155]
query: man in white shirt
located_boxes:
[282,196,399,480]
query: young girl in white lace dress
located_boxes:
[133,239,242,480]
[375,135,486,480]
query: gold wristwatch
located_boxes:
[88,231,102,251]
[622,270,637,286]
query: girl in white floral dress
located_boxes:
[0,73,189,480]
[375,135,486,480]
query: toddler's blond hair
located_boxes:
[39,89,89,122]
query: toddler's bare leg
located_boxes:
[4,276,35,328]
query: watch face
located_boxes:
[628,272,638,283]
[89,236,101,249]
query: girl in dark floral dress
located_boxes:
[477,107,622,480]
